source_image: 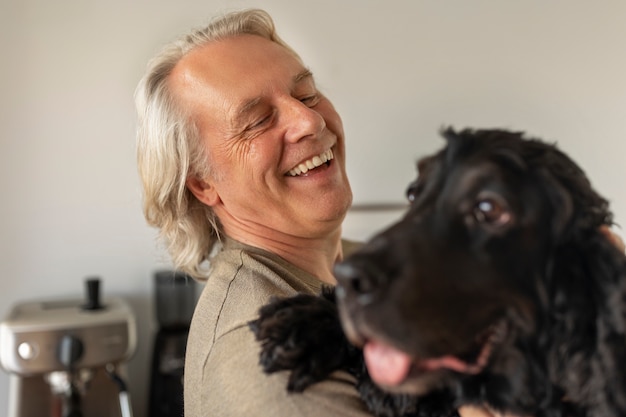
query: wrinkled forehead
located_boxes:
[167,34,309,129]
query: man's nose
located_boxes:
[281,98,326,143]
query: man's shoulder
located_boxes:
[187,245,301,355]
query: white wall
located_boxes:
[1,1,625,415]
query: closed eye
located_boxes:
[299,94,320,107]
[246,110,276,131]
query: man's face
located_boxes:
[170,35,352,241]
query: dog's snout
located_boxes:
[334,261,380,306]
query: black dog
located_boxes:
[250,128,626,417]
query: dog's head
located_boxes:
[335,128,614,396]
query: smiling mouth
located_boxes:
[287,149,334,177]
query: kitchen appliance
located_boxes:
[148,270,197,417]
[0,278,136,417]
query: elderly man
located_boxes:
[136,8,526,417]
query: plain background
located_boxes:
[1,1,625,415]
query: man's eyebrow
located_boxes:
[294,69,313,83]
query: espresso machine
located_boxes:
[0,278,137,417]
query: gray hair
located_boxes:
[135,9,299,280]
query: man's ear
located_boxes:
[186,176,221,207]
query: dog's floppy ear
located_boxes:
[543,149,626,415]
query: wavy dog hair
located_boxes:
[135,9,301,280]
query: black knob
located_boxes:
[83,277,103,310]
[58,335,84,368]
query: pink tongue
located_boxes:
[363,341,412,386]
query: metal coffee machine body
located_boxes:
[0,279,137,417]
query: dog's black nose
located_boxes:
[334,261,379,306]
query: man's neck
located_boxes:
[225,227,344,285]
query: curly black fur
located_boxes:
[249,128,626,417]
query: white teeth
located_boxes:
[288,149,334,176]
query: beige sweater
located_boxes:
[184,238,372,416]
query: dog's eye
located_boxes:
[406,182,421,203]
[473,198,511,226]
